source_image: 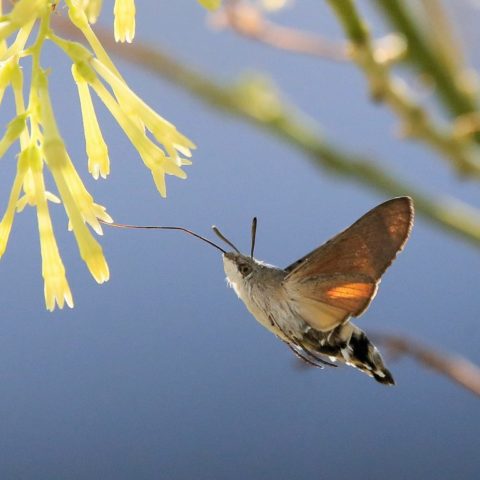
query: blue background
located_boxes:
[0,1,479,478]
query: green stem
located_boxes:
[372,0,479,118]
[326,0,480,176]
[325,0,369,45]
[22,7,51,144]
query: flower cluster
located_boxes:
[0,0,194,310]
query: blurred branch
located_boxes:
[374,333,480,398]
[372,0,479,119]
[418,0,466,73]
[326,0,480,176]
[210,2,347,61]
[52,17,480,248]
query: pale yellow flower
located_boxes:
[16,188,60,212]
[1,18,36,61]
[16,153,61,214]
[28,144,74,311]
[0,147,29,257]
[84,58,194,195]
[79,0,104,24]
[72,64,110,179]
[43,137,110,283]
[62,150,113,232]
[92,58,195,159]
[0,56,20,107]
[0,114,26,157]
[0,0,45,42]
[38,72,110,283]
[114,0,136,43]
[87,72,186,196]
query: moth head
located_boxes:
[212,217,259,287]
[223,252,257,281]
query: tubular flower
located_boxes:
[79,0,103,24]
[0,1,191,310]
[0,57,21,109]
[0,147,29,257]
[42,136,110,284]
[72,63,110,179]
[0,114,27,157]
[38,73,110,282]
[114,0,136,43]
[28,145,74,311]
[96,58,193,189]
[0,0,45,43]
[92,58,195,163]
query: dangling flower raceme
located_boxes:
[0,0,195,310]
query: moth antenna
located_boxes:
[212,225,241,254]
[250,217,257,258]
[100,220,226,254]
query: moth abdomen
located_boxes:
[303,323,395,385]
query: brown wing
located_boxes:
[283,197,413,328]
[286,273,377,331]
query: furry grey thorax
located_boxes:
[222,252,313,342]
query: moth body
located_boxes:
[222,251,394,384]
[220,197,414,385]
[223,252,299,340]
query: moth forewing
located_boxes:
[284,197,414,281]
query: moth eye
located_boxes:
[239,264,252,276]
